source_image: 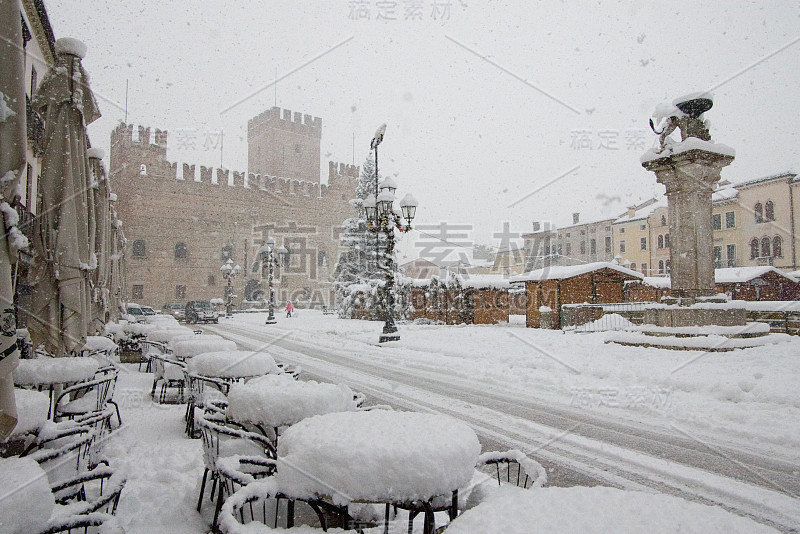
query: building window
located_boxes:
[580,241,586,255]
[657,235,664,249]
[619,241,625,253]
[664,234,670,248]
[714,246,722,268]
[566,232,571,238]
[658,260,664,274]
[318,250,327,266]
[750,238,759,260]
[754,202,763,223]
[640,224,646,231]
[566,243,571,255]
[773,236,782,258]
[640,237,647,250]
[139,164,147,176]
[619,227,625,233]
[660,215,667,226]
[590,239,596,255]
[712,213,722,230]
[132,239,146,257]
[557,244,562,255]
[580,229,585,236]
[604,236,611,253]
[641,263,647,275]
[221,244,233,261]
[761,236,771,257]
[765,201,774,222]
[665,260,670,273]
[208,275,216,286]
[605,226,611,231]
[726,244,736,267]
[175,285,186,300]
[132,285,143,300]
[174,242,187,259]
[630,263,636,271]
[725,211,735,228]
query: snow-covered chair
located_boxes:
[53,368,120,429]
[149,353,186,403]
[138,338,170,372]
[476,450,547,490]
[196,411,277,530]
[184,372,231,438]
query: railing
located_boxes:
[561,302,656,333]
[747,311,800,335]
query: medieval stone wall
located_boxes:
[109,119,358,310]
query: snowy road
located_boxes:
[205,319,800,533]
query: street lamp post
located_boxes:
[219,258,241,318]
[364,124,418,343]
[258,238,287,325]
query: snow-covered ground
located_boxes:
[14,311,797,533]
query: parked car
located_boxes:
[141,305,157,316]
[124,303,147,323]
[162,302,185,321]
[185,300,218,324]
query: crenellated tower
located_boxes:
[247,107,322,182]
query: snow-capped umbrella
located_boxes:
[28,37,101,356]
[88,148,110,331]
[0,0,26,439]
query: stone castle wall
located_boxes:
[109,120,358,310]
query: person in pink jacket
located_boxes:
[285,300,294,318]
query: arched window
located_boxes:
[658,260,664,274]
[132,239,145,257]
[664,234,670,248]
[773,236,782,258]
[657,235,664,249]
[765,201,774,222]
[665,260,670,273]
[139,164,147,176]
[317,250,327,266]
[750,239,759,259]
[754,202,763,223]
[761,237,771,258]
[660,214,667,226]
[174,242,187,259]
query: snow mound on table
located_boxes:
[277,410,480,505]
[145,328,195,343]
[13,357,99,385]
[447,485,779,533]
[226,374,356,427]
[187,350,280,378]
[0,457,55,534]
[81,335,118,352]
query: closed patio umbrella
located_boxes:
[28,37,100,356]
[0,0,26,439]
[88,148,110,331]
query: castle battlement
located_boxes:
[247,106,322,139]
[111,122,168,148]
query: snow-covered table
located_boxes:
[226,374,358,431]
[13,357,99,419]
[171,336,236,360]
[186,350,281,379]
[277,410,481,525]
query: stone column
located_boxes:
[642,149,733,301]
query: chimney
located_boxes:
[627,206,637,218]
[572,212,580,224]
[532,221,541,232]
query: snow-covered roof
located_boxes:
[712,184,738,203]
[461,274,512,290]
[733,171,797,189]
[715,266,798,284]
[511,261,644,282]
[613,198,666,224]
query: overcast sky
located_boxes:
[46,1,800,247]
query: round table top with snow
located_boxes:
[446,486,780,534]
[13,357,99,386]
[186,350,280,379]
[226,374,357,428]
[171,337,236,359]
[276,410,481,505]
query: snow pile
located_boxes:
[641,137,736,163]
[81,335,118,352]
[186,350,280,378]
[144,315,179,326]
[633,322,770,336]
[122,322,155,336]
[13,357,99,385]
[277,410,480,505]
[227,374,357,427]
[581,313,634,331]
[607,331,792,350]
[0,457,55,534]
[447,485,778,533]
[10,388,50,436]
[145,328,195,343]
[55,37,87,58]
[171,338,236,359]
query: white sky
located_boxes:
[46,1,800,246]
